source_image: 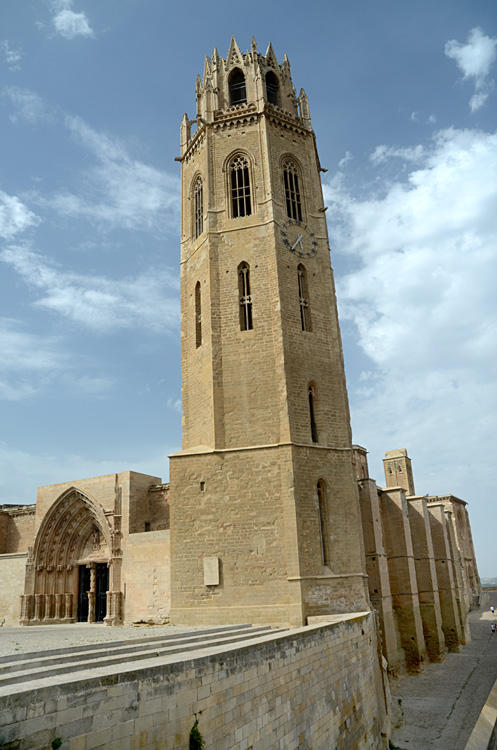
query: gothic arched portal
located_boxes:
[20,487,123,625]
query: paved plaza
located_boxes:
[391,590,497,749]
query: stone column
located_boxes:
[87,563,96,623]
[19,594,33,623]
[34,593,44,621]
[54,593,63,621]
[64,593,73,620]
[43,594,53,621]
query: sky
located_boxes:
[0,1,496,576]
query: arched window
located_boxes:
[265,71,279,106]
[297,264,312,332]
[193,176,203,239]
[238,262,253,331]
[308,384,318,443]
[229,68,247,106]
[317,480,330,567]
[195,281,202,348]
[230,155,252,218]
[283,159,303,222]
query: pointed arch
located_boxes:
[195,281,202,348]
[282,157,303,222]
[228,153,252,218]
[192,175,203,239]
[265,71,279,106]
[238,262,253,331]
[308,383,318,443]
[33,487,112,570]
[228,68,247,106]
[22,488,115,624]
[297,264,312,331]
[317,479,331,567]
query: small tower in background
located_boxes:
[383,449,416,495]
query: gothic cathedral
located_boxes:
[169,38,369,627]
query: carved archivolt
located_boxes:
[33,487,113,571]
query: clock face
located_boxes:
[280,220,319,258]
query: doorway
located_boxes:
[77,563,109,622]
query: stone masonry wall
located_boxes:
[0,613,388,750]
[0,553,26,626]
[122,530,170,624]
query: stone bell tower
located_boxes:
[169,37,368,627]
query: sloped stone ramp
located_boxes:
[0,624,283,694]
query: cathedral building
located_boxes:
[0,39,481,679]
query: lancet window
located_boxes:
[317,480,330,567]
[193,176,203,239]
[265,71,279,106]
[195,281,202,348]
[308,384,318,443]
[238,262,253,331]
[230,155,252,218]
[229,68,247,105]
[297,264,311,331]
[283,159,303,222]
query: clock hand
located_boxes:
[291,234,304,251]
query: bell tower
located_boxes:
[170,38,369,627]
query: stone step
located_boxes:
[0,626,285,688]
[0,623,253,666]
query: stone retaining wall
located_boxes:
[0,613,388,749]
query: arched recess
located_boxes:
[20,488,122,626]
[224,150,254,219]
[228,67,247,105]
[265,71,279,106]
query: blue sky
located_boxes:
[1,1,496,576]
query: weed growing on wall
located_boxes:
[189,716,205,749]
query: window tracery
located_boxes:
[230,155,252,218]
[283,159,303,222]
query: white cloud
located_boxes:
[0,442,171,504]
[0,244,179,334]
[32,115,180,232]
[0,191,40,239]
[167,396,182,414]
[0,317,115,401]
[338,151,352,168]
[2,92,179,233]
[1,40,23,71]
[51,0,94,40]
[2,86,54,124]
[445,27,497,112]
[0,318,64,401]
[324,125,497,515]
[370,144,425,165]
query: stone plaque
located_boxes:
[203,556,220,586]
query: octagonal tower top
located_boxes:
[180,37,312,155]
